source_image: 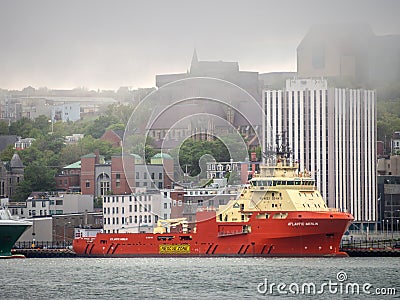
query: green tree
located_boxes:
[105,103,135,125]
[9,117,34,137]
[0,144,15,161]
[176,139,230,176]
[0,120,9,134]
[34,115,52,135]
[14,163,57,201]
[84,115,118,138]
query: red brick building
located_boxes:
[100,129,124,147]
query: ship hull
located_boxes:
[0,223,31,257]
[73,210,353,257]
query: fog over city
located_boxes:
[1,0,399,90]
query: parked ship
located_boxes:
[73,143,353,257]
[0,208,31,257]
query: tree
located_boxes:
[8,117,34,137]
[0,120,9,135]
[0,144,15,161]
[84,115,118,138]
[34,115,52,135]
[105,103,135,125]
[176,139,230,176]
[14,163,57,201]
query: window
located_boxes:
[116,173,121,179]
[173,200,177,207]
[86,181,90,188]
[143,182,147,187]
[198,200,203,207]
[134,216,137,223]
[134,205,137,212]
[144,173,147,179]
[136,172,140,179]
[56,200,63,205]
[129,205,132,212]
[148,205,151,211]
[148,215,152,223]
[116,182,120,187]
[164,203,167,209]
[122,207,124,214]
[178,200,182,206]
[32,201,36,208]
[158,182,163,189]
[159,173,163,180]
[151,173,155,179]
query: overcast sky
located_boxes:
[1,0,399,90]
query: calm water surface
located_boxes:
[2,257,399,299]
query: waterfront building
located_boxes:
[7,192,94,218]
[377,175,400,233]
[263,78,376,227]
[16,212,103,244]
[102,192,162,234]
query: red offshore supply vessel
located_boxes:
[73,147,353,257]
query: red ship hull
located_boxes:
[73,210,353,257]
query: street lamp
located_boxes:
[386,219,389,238]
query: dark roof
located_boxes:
[10,153,24,168]
[0,135,18,153]
[112,129,125,139]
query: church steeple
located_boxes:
[190,49,198,74]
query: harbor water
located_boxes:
[2,257,399,299]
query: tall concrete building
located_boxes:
[297,23,400,87]
[263,79,376,228]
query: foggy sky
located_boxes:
[1,0,399,90]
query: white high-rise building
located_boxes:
[262,79,376,227]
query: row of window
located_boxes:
[28,209,63,216]
[103,204,152,214]
[30,200,63,207]
[136,172,163,180]
[104,214,154,225]
[103,195,154,203]
[251,180,315,187]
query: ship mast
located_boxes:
[275,132,292,164]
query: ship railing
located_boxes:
[218,229,248,237]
